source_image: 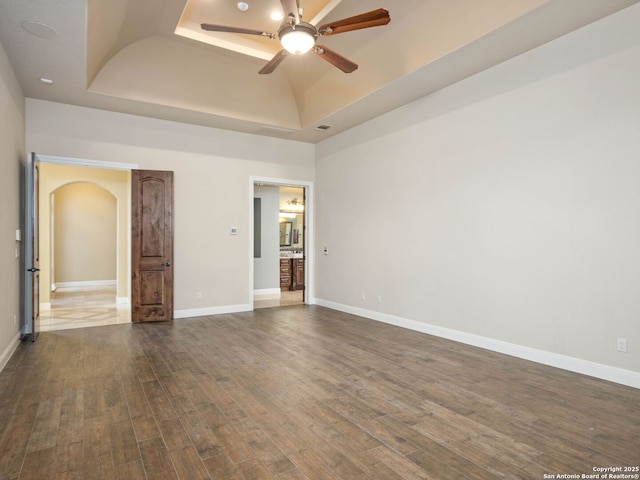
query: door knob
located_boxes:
[164,262,171,267]
[27,267,40,272]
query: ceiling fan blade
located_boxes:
[280,0,300,24]
[320,17,391,36]
[259,49,289,74]
[201,23,275,38]
[318,8,390,36]
[313,45,358,73]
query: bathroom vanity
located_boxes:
[280,256,304,291]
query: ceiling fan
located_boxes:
[201,0,390,74]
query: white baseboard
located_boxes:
[254,288,281,300]
[315,299,640,390]
[116,297,130,306]
[56,280,117,288]
[174,304,252,319]
[0,333,21,373]
[40,302,51,312]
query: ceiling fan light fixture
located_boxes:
[201,8,390,74]
[279,23,316,55]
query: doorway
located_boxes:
[251,177,313,309]
[33,155,137,332]
[41,181,127,330]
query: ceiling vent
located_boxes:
[315,124,331,131]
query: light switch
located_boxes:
[230,227,238,235]
[15,229,21,241]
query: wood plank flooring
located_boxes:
[0,305,638,479]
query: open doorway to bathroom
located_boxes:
[276,186,305,307]
[251,178,312,309]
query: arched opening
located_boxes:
[41,181,127,329]
[51,182,117,291]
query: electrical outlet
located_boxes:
[361,292,366,301]
[617,338,627,353]
[13,314,17,325]
[196,292,203,300]
[323,246,329,255]
[377,295,382,304]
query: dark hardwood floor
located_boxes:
[0,305,638,479]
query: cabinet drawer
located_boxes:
[280,258,292,289]
[280,259,291,270]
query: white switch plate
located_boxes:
[15,229,21,241]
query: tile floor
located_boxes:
[39,285,130,332]
[253,290,304,309]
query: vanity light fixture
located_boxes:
[285,198,304,212]
[280,198,303,218]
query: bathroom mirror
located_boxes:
[279,221,292,246]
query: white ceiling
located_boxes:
[1,0,638,143]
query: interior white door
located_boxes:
[25,152,40,341]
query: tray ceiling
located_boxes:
[1,0,638,142]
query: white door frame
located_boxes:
[249,176,314,308]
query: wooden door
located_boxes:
[131,170,174,322]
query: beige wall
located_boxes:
[16,5,639,389]
[0,42,25,365]
[38,164,130,304]
[316,5,640,381]
[27,100,315,312]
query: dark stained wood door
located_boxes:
[131,170,174,322]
